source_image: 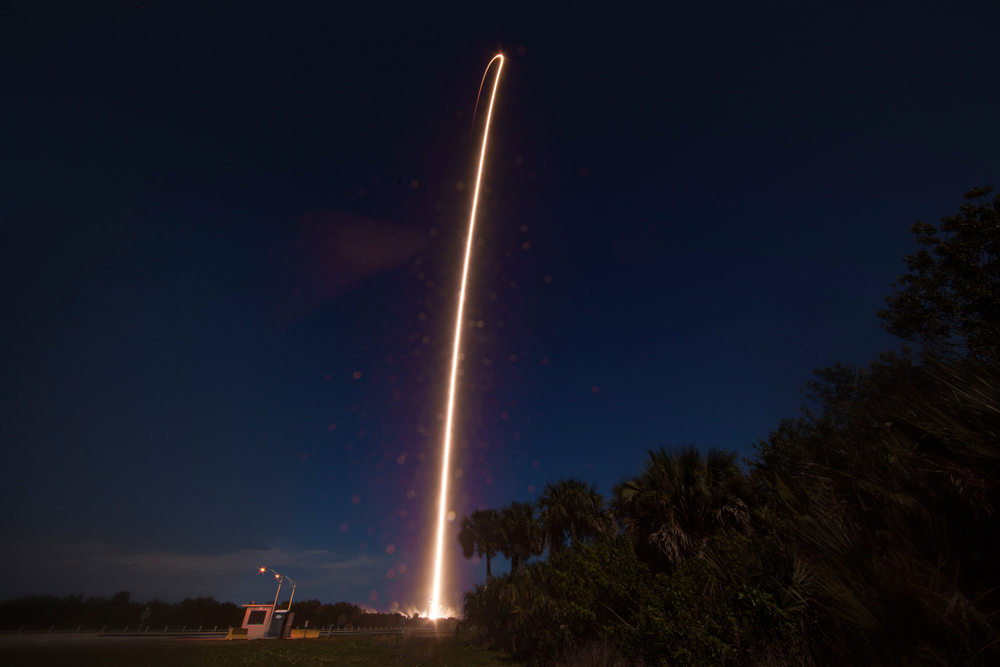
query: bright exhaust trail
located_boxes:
[428,54,504,619]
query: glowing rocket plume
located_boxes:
[429,54,504,618]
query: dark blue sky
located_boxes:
[2,1,997,615]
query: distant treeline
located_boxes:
[0,592,243,630]
[0,592,424,631]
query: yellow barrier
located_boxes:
[225,627,249,640]
[288,629,321,639]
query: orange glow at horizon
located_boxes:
[428,53,504,619]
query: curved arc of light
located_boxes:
[429,54,504,619]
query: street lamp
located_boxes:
[259,567,298,611]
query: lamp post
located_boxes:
[259,567,298,611]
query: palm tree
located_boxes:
[499,501,542,574]
[612,445,753,566]
[535,478,611,554]
[457,508,501,578]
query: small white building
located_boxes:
[241,602,275,639]
[240,603,293,639]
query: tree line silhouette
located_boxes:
[457,187,1000,666]
[0,592,414,631]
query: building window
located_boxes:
[247,610,267,625]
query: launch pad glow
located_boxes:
[428,54,504,619]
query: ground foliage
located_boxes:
[464,534,812,667]
[771,354,1000,665]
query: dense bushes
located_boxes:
[463,351,1000,665]
[770,355,1000,665]
[461,188,1000,665]
[465,533,813,666]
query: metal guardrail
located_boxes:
[317,627,404,636]
[98,625,230,637]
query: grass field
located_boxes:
[0,634,520,667]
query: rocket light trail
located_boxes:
[428,54,504,619]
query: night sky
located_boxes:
[2,2,998,615]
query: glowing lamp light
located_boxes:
[257,567,298,611]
